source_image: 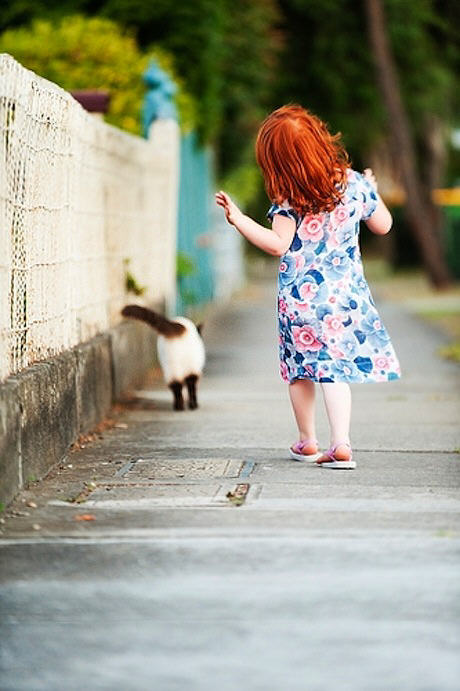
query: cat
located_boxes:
[121,305,205,411]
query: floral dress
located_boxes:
[268,169,401,384]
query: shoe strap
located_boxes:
[293,439,318,453]
[326,442,352,460]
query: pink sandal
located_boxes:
[316,442,356,470]
[289,439,319,462]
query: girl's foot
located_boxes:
[316,442,356,470]
[289,439,319,462]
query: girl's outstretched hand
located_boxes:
[363,168,378,192]
[215,190,244,227]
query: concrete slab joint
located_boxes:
[0,320,158,508]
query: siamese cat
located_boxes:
[121,305,205,411]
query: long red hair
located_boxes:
[255,104,350,216]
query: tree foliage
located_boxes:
[0,0,458,187]
[0,14,197,136]
[0,0,279,164]
[275,0,458,177]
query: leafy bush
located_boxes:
[0,14,197,135]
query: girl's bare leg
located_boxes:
[320,382,352,457]
[288,379,317,443]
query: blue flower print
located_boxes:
[340,334,358,359]
[362,311,390,348]
[323,249,349,280]
[316,304,333,321]
[270,169,401,384]
[335,224,355,246]
[331,359,360,381]
[353,356,373,373]
[297,274,328,304]
[351,274,368,295]
[267,204,299,225]
[290,234,302,252]
[278,255,297,286]
[300,249,317,267]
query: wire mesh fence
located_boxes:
[0,54,179,380]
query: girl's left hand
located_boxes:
[215,191,244,227]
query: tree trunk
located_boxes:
[421,114,447,244]
[363,0,452,288]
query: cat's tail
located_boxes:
[121,305,186,337]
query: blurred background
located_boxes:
[1,0,459,355]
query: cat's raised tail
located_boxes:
[121,305,186,338]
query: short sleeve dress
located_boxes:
[268,169,401,384]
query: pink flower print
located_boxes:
[278,297,288,314]
[329,344,345,359]
[294,300,310,313]
[298,216,324,243]
[305,364,315,377]
[327,231,340,248]
[292,325,323,353]
[295,254,305,270]
[299,281,319,301]
[328,296,336,303]
[331,205,349,227]
[280,361,289,381]
[374,355,390,370]
[323,313,345,335]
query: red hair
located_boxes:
[255,104,350,216]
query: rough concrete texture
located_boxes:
[18,352,79,488]
[0,378,21,507]
[75,335,113,435]
[0,278,459,690]
[0,319,159,507]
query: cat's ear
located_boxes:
[196,322,204,336]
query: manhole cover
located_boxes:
[126,458,243,481]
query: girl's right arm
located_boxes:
[215,190,296,256]
[362,168,393,235]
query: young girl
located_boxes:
[215,104,401,470]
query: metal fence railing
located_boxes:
[0,54,179,380]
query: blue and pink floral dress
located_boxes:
[268,169,401,384]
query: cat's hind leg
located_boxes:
[169,380,185,411]
[185,374,199,410]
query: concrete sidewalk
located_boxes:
[1,275,459,690]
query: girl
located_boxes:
[215,104,401,470]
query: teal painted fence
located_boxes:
[176,131,215,314]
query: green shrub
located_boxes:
[0,14,197,135]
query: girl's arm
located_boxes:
[215,191,296,257]
[362,169,393,235]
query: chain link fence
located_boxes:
[0,54,179,380]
